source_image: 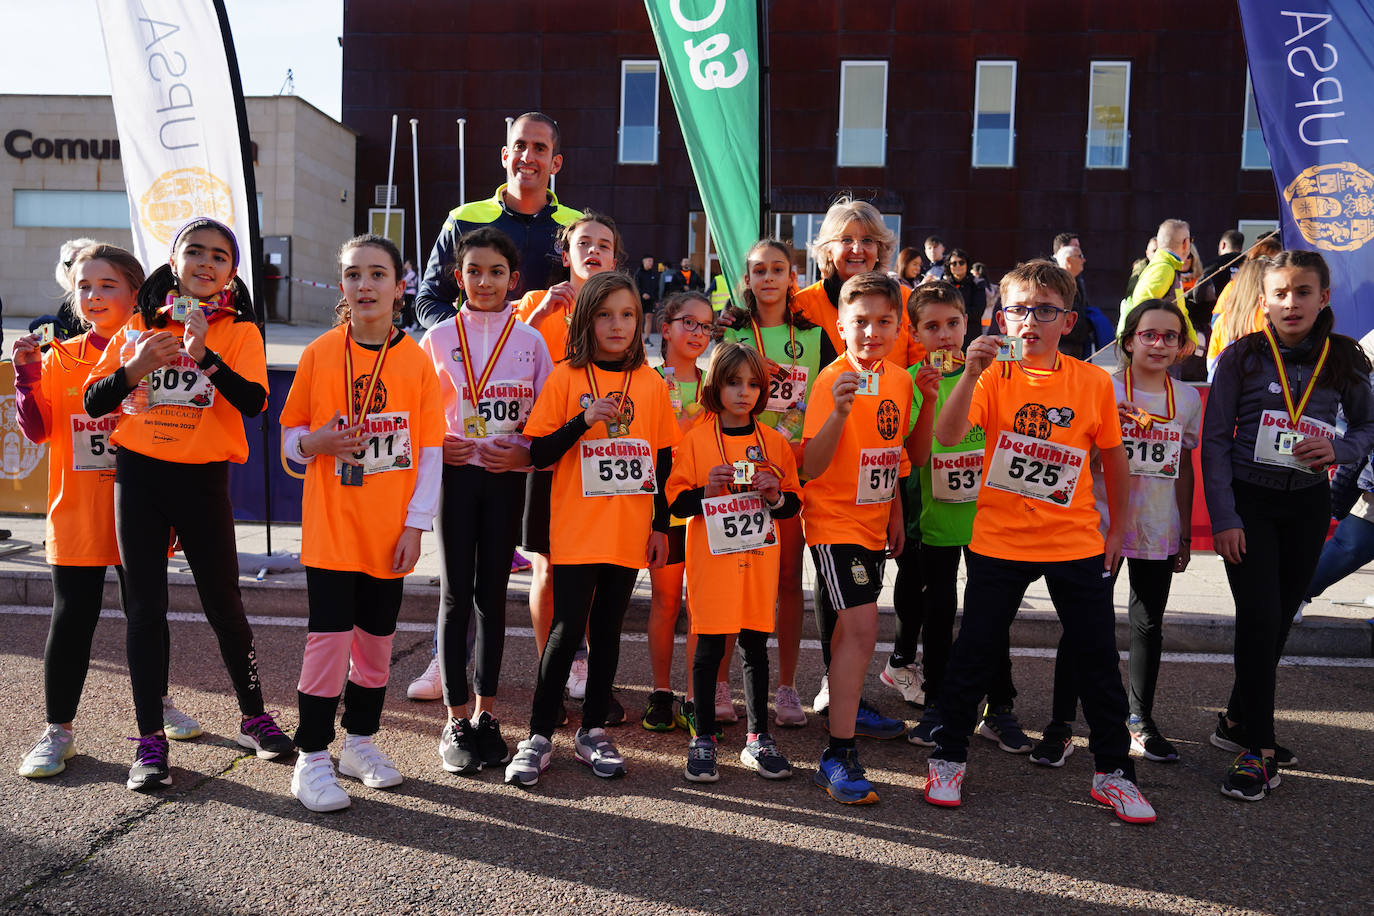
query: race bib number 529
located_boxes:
[702,491,777,555]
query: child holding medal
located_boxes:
[1033,298,1202,767]
[280,234,445,811]
[642,290,713,732]
[84,218,293,792]
[721,239,836,727]
[419,227,553,774]
[504,271,681,787]
[14,244,201,779]
[666,343,801,781]
[1202,250,1374,800]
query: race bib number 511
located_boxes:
[580,438,657,497]
[702,491,777,555]
[335,411,413,477]
[984,430,1085,505]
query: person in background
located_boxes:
[1204,230,1246,301]
[944,248,987,351]
[400,259,419,331]
[666,257,704,297]
[971,262,999,318]
[636,255,661,337]
[922,236,947,281]
[1053,244,1093,359]
[897,248,924,288]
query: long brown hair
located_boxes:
[564,271,645,369]
[699,342,768,417]
[67,244,146,330]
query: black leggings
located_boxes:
[115,448,263,736]
[44,565,170,724]
[1050,556,1173,723]
[529,563,637,737]
[1223,480,1329,753]
[436,463,525,707]
[693,629,769,737]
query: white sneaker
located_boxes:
[714,680,738,723]
[1091,769,1157,824]
[337,734,403,788]
[19,724,76,778]
[924,758,966,807]
[1294,600,1308,624]
[879,659,925,706]
[292,750,350,812]
[406,656,442,701]
[161,697,204,741]
[812,675,830,716]
[505,735,553,787]
[567,656,589,700]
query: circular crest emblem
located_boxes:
[139,167,236,245]
[351,376,387,416]
[876,399,901,440]
[783,339,803,359]
[1283,161,1374,252]
[1014,403,1053,439]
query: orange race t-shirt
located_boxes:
[280,325,446,578]
[36,333,120,565]
[85,314,267,464]
[968,355,1122,562]
[666,419,801,635]
[801,355,912,550]
[524,361,682,568]
[790,280,923,368]
[515,289,571,363]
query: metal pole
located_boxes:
[383,114,398,236]
[456,118,467,203]
[758,0,771,239]
[410,118,421,268]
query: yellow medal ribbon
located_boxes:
[585,364,632,435]
[455,309,517,417]
[1124,367,1176,425]
[1263,323,1329,426]
[1001,351,1061,380]
[344,324,392,429]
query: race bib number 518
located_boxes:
[984,430,1085,505]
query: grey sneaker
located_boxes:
[574,727,626,778]
[741,733,792,779]
[774,685,807,728]
[685,736,719,783]
[161,698,203,741]
[504,735,553,787]
[439,717,480,775]
[19,724,76,778]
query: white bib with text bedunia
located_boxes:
[335,411,413,477]
[856,447,902,504]
[580,438,656,497]
[766,365,809,412]
[930,449,983,503]
[984,430,1085,505]
[145,351,214,409]
[1253,409,1337,474]
[1121,420,1183,479]
[702,491,777,555]
[70,414,118,471]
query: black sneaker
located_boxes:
[439,717,480,775]
[1129,718,1179,762]
[1220,752,1280,801]
[604,691,626,727]
[126,734,172,791]
[685,736,719,782]
[1029,721,1074,767]
[236,711,296,759]
[680,700,724,740]
[473,712,510,767]
[977,703,1032,753]
[1211,712,1297,766]
[1273,743,1297,767]
[641,689,678,732]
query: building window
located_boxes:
[1086,61,1131,169]
[1242,71,1271,171]
[972,61,1016,168]
[837,61,888,167]
[14,189,128,229]
[1238,219,1279,246]
[619,61,660,165]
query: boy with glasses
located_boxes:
[921,260,1157,824]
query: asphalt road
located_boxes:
[2,608,1371,915]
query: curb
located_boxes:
[2,569,1368,658]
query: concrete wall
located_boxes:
[0,94,356,328]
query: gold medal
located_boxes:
[608,414,630,438]
[463,415,487,438]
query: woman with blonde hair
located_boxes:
[1206,259,1267,377]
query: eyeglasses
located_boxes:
[833,236,878,250]
[1134,329,1181,346]
[1002,304,1068,322]
[947,259,967,266]
[668,316,711,334]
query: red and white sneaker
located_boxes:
[924,758,966,807]
[1091,769,1157,824]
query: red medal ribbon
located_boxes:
[455,309,517,413]
[1263,323,1329,426]
[585,364,633,433]
[344,324,393,429]
[1124,367,1176,424]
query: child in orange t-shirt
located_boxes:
[666,343,801,782]
[922,260,1155,825]
[504,271,681,788]
[84,218,294,791]
[280,234,445,811]
[14,244,200,780]
[802,271,913,805]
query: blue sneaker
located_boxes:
[853,698,905,740]
[813,746,879,805]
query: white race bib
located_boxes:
[702,491,777,555]
[766,365,809,412]
[70,414,118,471]
[580,438,656,497]
[335,411,413,477]
[984,430,1085,505]
[145,352,214,409]
[930,449,983,503]
[1121,421,1183,479]
[856,447,902,505]
[1253,409,1338,473]
[460,379,535,437]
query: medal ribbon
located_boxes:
[843,349,882,375]
[1124,367,1176,424]
[1001,351,1062,380]
[344,324,393,429]
[49,334,94,372]
[1263,323,1329,426]
[158,289,235,321]
[585,364,632,432]
[714,418,783,487]
[751,319,797,376]
[455,309,517,412]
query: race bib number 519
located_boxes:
[856,447,902,504]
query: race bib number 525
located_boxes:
[984,430,1085,505]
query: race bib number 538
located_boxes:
[580,438,657,497]
[984,430,1085,505]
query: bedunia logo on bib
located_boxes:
[994,432,1084,468]
[860,450,901,468]
[72,415,117,434]
[702,493,765,517]
[1260,413,1335,438]
[580,441,652,458]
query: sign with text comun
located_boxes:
[646,0,760,305]
[95,0,256,297]
[1238,1,1374,337]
